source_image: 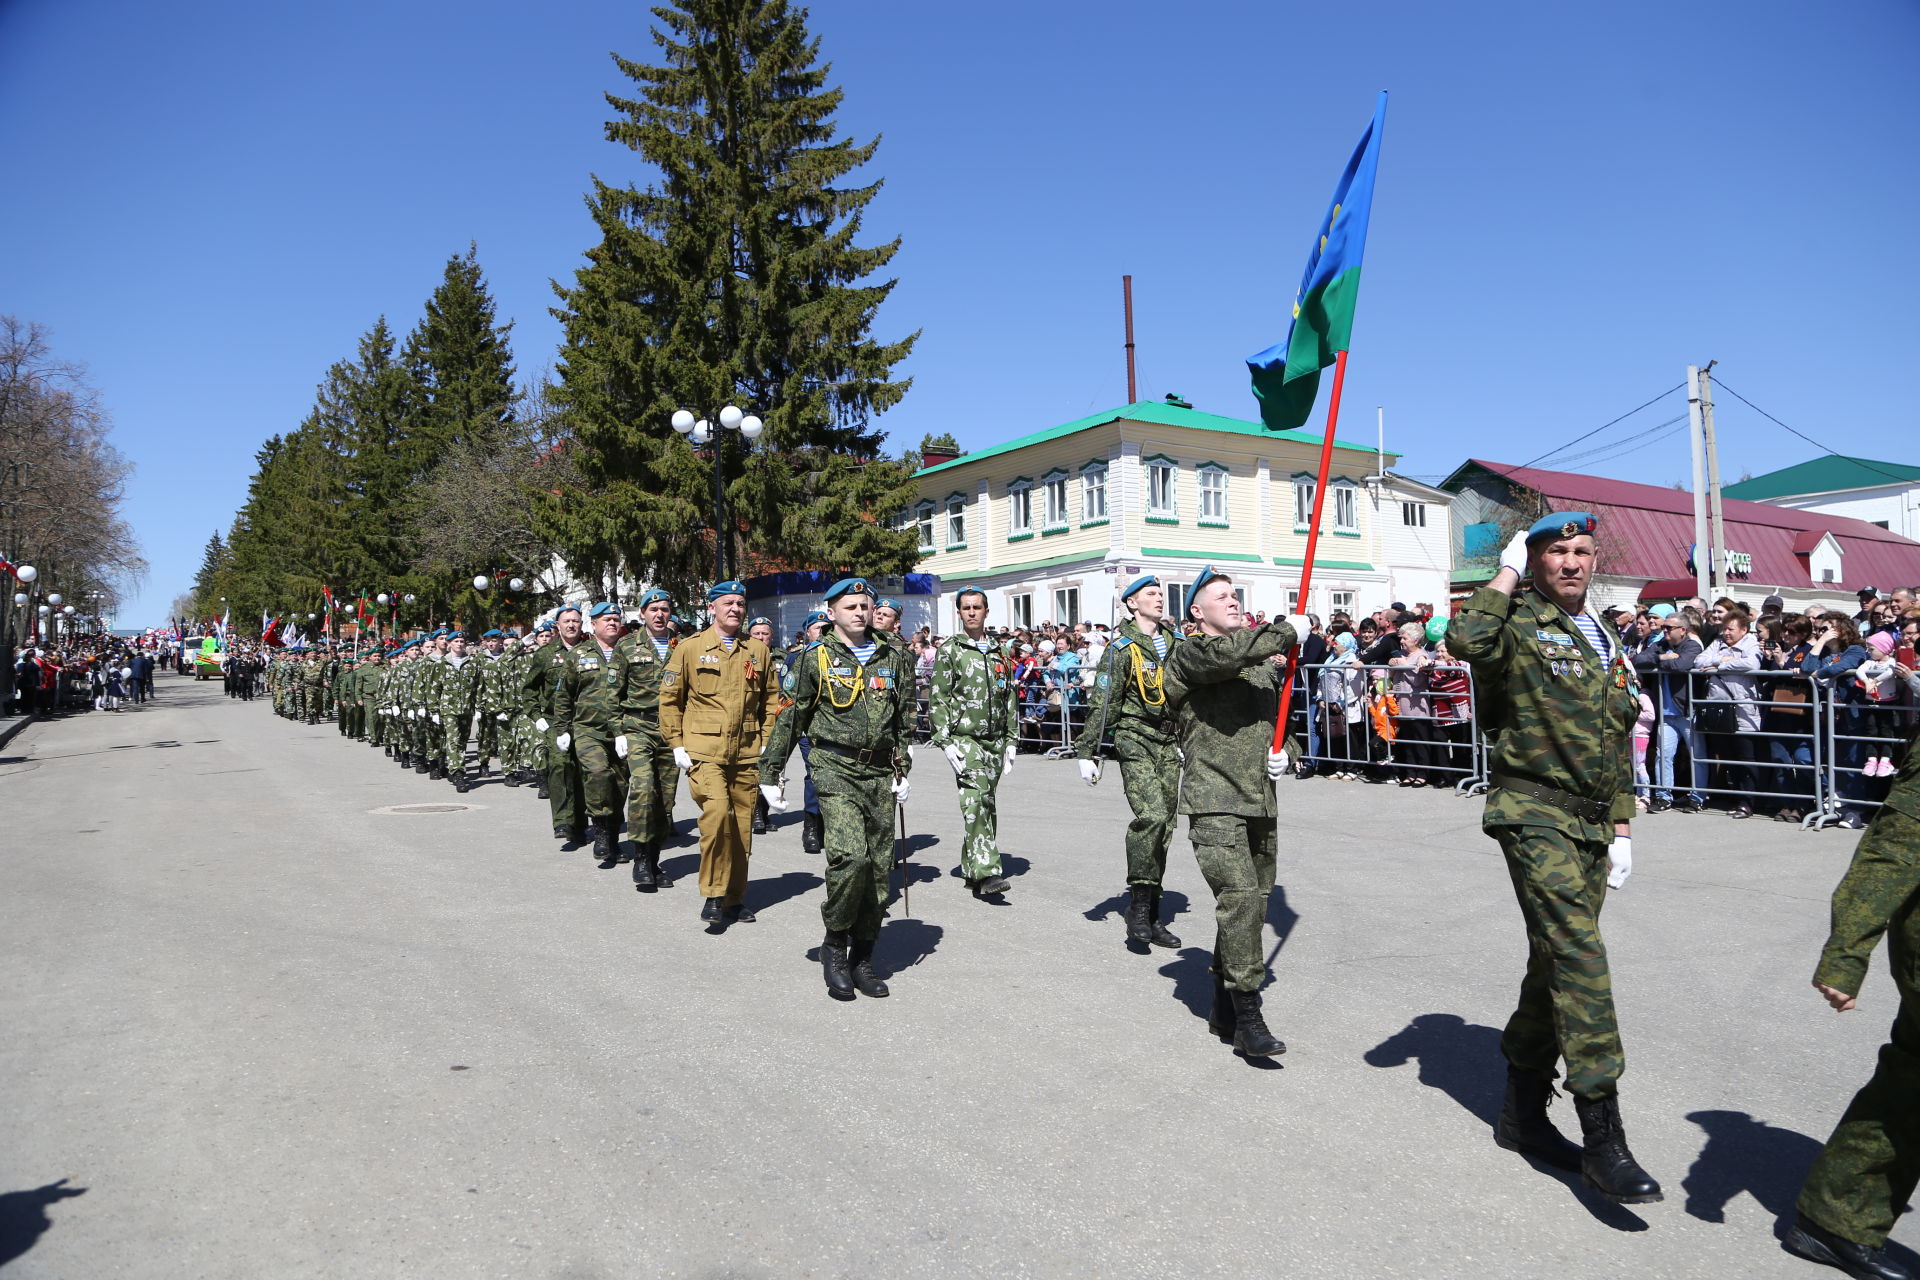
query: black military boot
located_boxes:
[821,931,855,1001]
[1229,990,1286,1057]
[414,756,430,775]
[552,823,571,842]
[1783,1212,1912,1280]
[1123,885,1154,945]
[429,760,446,781]
[452,768,470,794]
[633,841,659,893]
[593,825,617,867]
[970,875,1010,898]
[1207,970,1233,1041]
[849,938,890,998]
[751,795,769,835]
[801,811,823,854]
[1148,889,1181,948]
[503,769,521,788]
[476,760,490,778]
[535,777,550,800]
[1572,1093,1663,1203]
[701,897,722,923]
[397,751,411,769]
[1494,1068,1582,1171]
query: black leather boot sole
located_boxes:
[1782,1212,1912,1280]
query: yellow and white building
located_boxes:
[908,399,1453,628]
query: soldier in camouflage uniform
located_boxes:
[1075,573,1183,950]
[779,612,831,852]
[438,632,482,792]
[873,597,906,653]
[508,628,549,786]
[532,607,591,842]
[616,589,681,890]
[363,648,391,748]
[928,587,1018,897]
[761,578,914,999]
[554,603,632,864]
[301,652,325,724]
[1162,567,1296,1059]
[472,630,510,776]
[1783,670,1920,1279]
[1451,512,1661,1205]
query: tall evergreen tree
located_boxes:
[550,0,920,598]
[191,530,228,611]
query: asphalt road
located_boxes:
[0,677,1912,1279]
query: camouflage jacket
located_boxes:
[437,655,481,719]
[1074,619,1181,758]
[1164,620,1295,818]
[553,640,627,733]
[1451,584,1639,839]
[475,651,517,715]
[762,633,915,783]
[523,639,582,720]
[1812,805,1920,999]
[613,630,677,736]
[928,634,1018,748]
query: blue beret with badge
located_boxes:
[1525,511,1599,544]
[535,619,556,633]
[638,588,672,608]
[1188,564,1229,599]
[1120,573,1160,602]
[747,615,772,628]
[803,610,828,630]
[554,603,582,619]
[588,601,619,618]
[706,579,747,602]
[824,577,873,603]
[877,597,902,613]
[446,629,466,640]
[482,629,502,638]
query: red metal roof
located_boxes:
[1465,460,1920,594]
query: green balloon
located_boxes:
[1425,616,1448,643]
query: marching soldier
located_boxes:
[554,604,632,864]
[301,651,325,725]
[616,589,681,891]
[530,610,589,838]
[873,596,906,652]
[747,616,777,834]
[760,578,913,999]
[516,624,557,795]
[660,579,781,927]
[439,631,482,792]
[1075,574,1183,949]
[1452,512,1662,1204]
[1162,567,1297,1060]
[780,611,831,852]
[928,586,1019,898]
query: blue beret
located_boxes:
[824,577,873,603]
[481,629,502,638]
[955,584,987,601]
[1188,564,1230,599]
[554,603,582,619]
[535,620,556,633]
[1120,573,1159,602]
[876,597,902,613]
[1526,511,1598,543]
[706,579,747,602]
[747,615,773,628]
[446,629,466,639]
[803,611,828,630]
[588,602,619,618]
[638,588,672,609]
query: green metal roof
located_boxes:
[913,400,1394,478]
[1722,454,1920,501]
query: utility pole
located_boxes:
[1687,365,1711,601]
[1122,275,1138,403]
[1700,360,1725,594]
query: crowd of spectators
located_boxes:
[4,632,159,718]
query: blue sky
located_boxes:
[2,0,1915,625]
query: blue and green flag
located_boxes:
[1248,92,1387,431]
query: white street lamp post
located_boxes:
[670,403,766,581]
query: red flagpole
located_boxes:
[1272,349,1350,752]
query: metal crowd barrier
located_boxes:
[1286,660,1488,794]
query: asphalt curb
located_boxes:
[0,712,36,753]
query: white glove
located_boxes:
[431,713,441,725]
[1002,745,1015,777]
[535,717,549,733]
[942,744,965,774]
[759,783,787,812]
[1608,836,1633,889]
[495,712,508,723]
[407,709,418,720]
[1271,748,1289,777]
[891,776,911,804]
[1079,758,1101,786]
[1284,614,1310,640]
[613,734,629,760]
[673,747,694,770]
[1499,529,1531,576]
[555,732,572,753]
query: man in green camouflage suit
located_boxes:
[616,590,681,891]
[928,586,1019,898]
[472,630,511,776]
[1162,567,1296,1059]
[761,577,914,1000]
[511,626,555,789]
[300,651,325,724]
[1783,672,1920,1279]
[362,648,390,747]
[528,610,589,839]
[1074,573,1183,949]
[553,604,629,862]
[1451,511,1661,1205]
[438,631,482,792]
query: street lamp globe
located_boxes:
[307,613,316,620]
[670,409,696,434]
[691,419,711,445]
[377,593,390,605]
[473,575,490,591]
[62,605,74,616]
[36,604,49,614]
[719,404,744,429]
[12,593,24,606]
[740,414,764,441]
[508,578,525,592]
[403,594,416,605]
[46,593,61,606]
[15,564,35,582]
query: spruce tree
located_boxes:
[550,0,920,598]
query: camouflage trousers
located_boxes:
[624,726,678,846]
[546,724,585,832]
[340,701,363,739]
[947,735,1006,880]
[442,712,473,773]
[1113,726,1179,887]
[369,708,388,746]
[813,754,895,941]
[512,714,544,773]
[1188,813,1277,993]
[475,711,500,762]
[1797,812,1920,1248]
[1495,825,1623,1099]
[570,724,626,824]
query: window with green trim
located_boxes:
[1145,456,1177,520]
[1333,482,1358,532]
[1007,478,1033,537]
[945,494,967,547]
[1197,463,1228,525]
[1080,463,1108,522]
[1041,470,1069,530]
[915,501,934,552]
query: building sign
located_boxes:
[1686,543,1752,579]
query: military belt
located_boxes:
[1489,772,1615,826]
[812,739,892,767]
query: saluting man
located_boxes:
[1075,573,1183,949]
[928,586,1019,898]
[760,578,914,999]
[660,580,781,927]
[615,589,682,891]
[1451,512,1662,1204]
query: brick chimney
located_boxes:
[921,443,961,468]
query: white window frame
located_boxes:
[1053,586,1081,625]
[1197,462,1229,527]
[1402,501,1427,528]
[1145,455,1177,521]
[1331,589,1355,613]
[915,501,934,552]
[1080,462,1108,525]
[1007,478,1034,539]
[1009,592,1033,629]
[945,493,967,548]
[1292,475,1316,530]
[1041,469,1070,532]
[1333,482,1359,533]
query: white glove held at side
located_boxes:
[1608,835,1633,889]
[759,783,787,812]
[1265,749,1288,780]
[891,776,912,804]
[1002,745,1015,777]
[942,744,965,774]
[1079,758,1101,786]
[555,732,571,753]
[535,717,549,733]
[495,712,508,723]
[673,747,694,770]
[613,735,629,760]
[1499,530,1531,576]
[431,713,441,724]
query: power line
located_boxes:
[1493,382,1686,478]
[1535,412,1689,471]
[1711,378,1919,487]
